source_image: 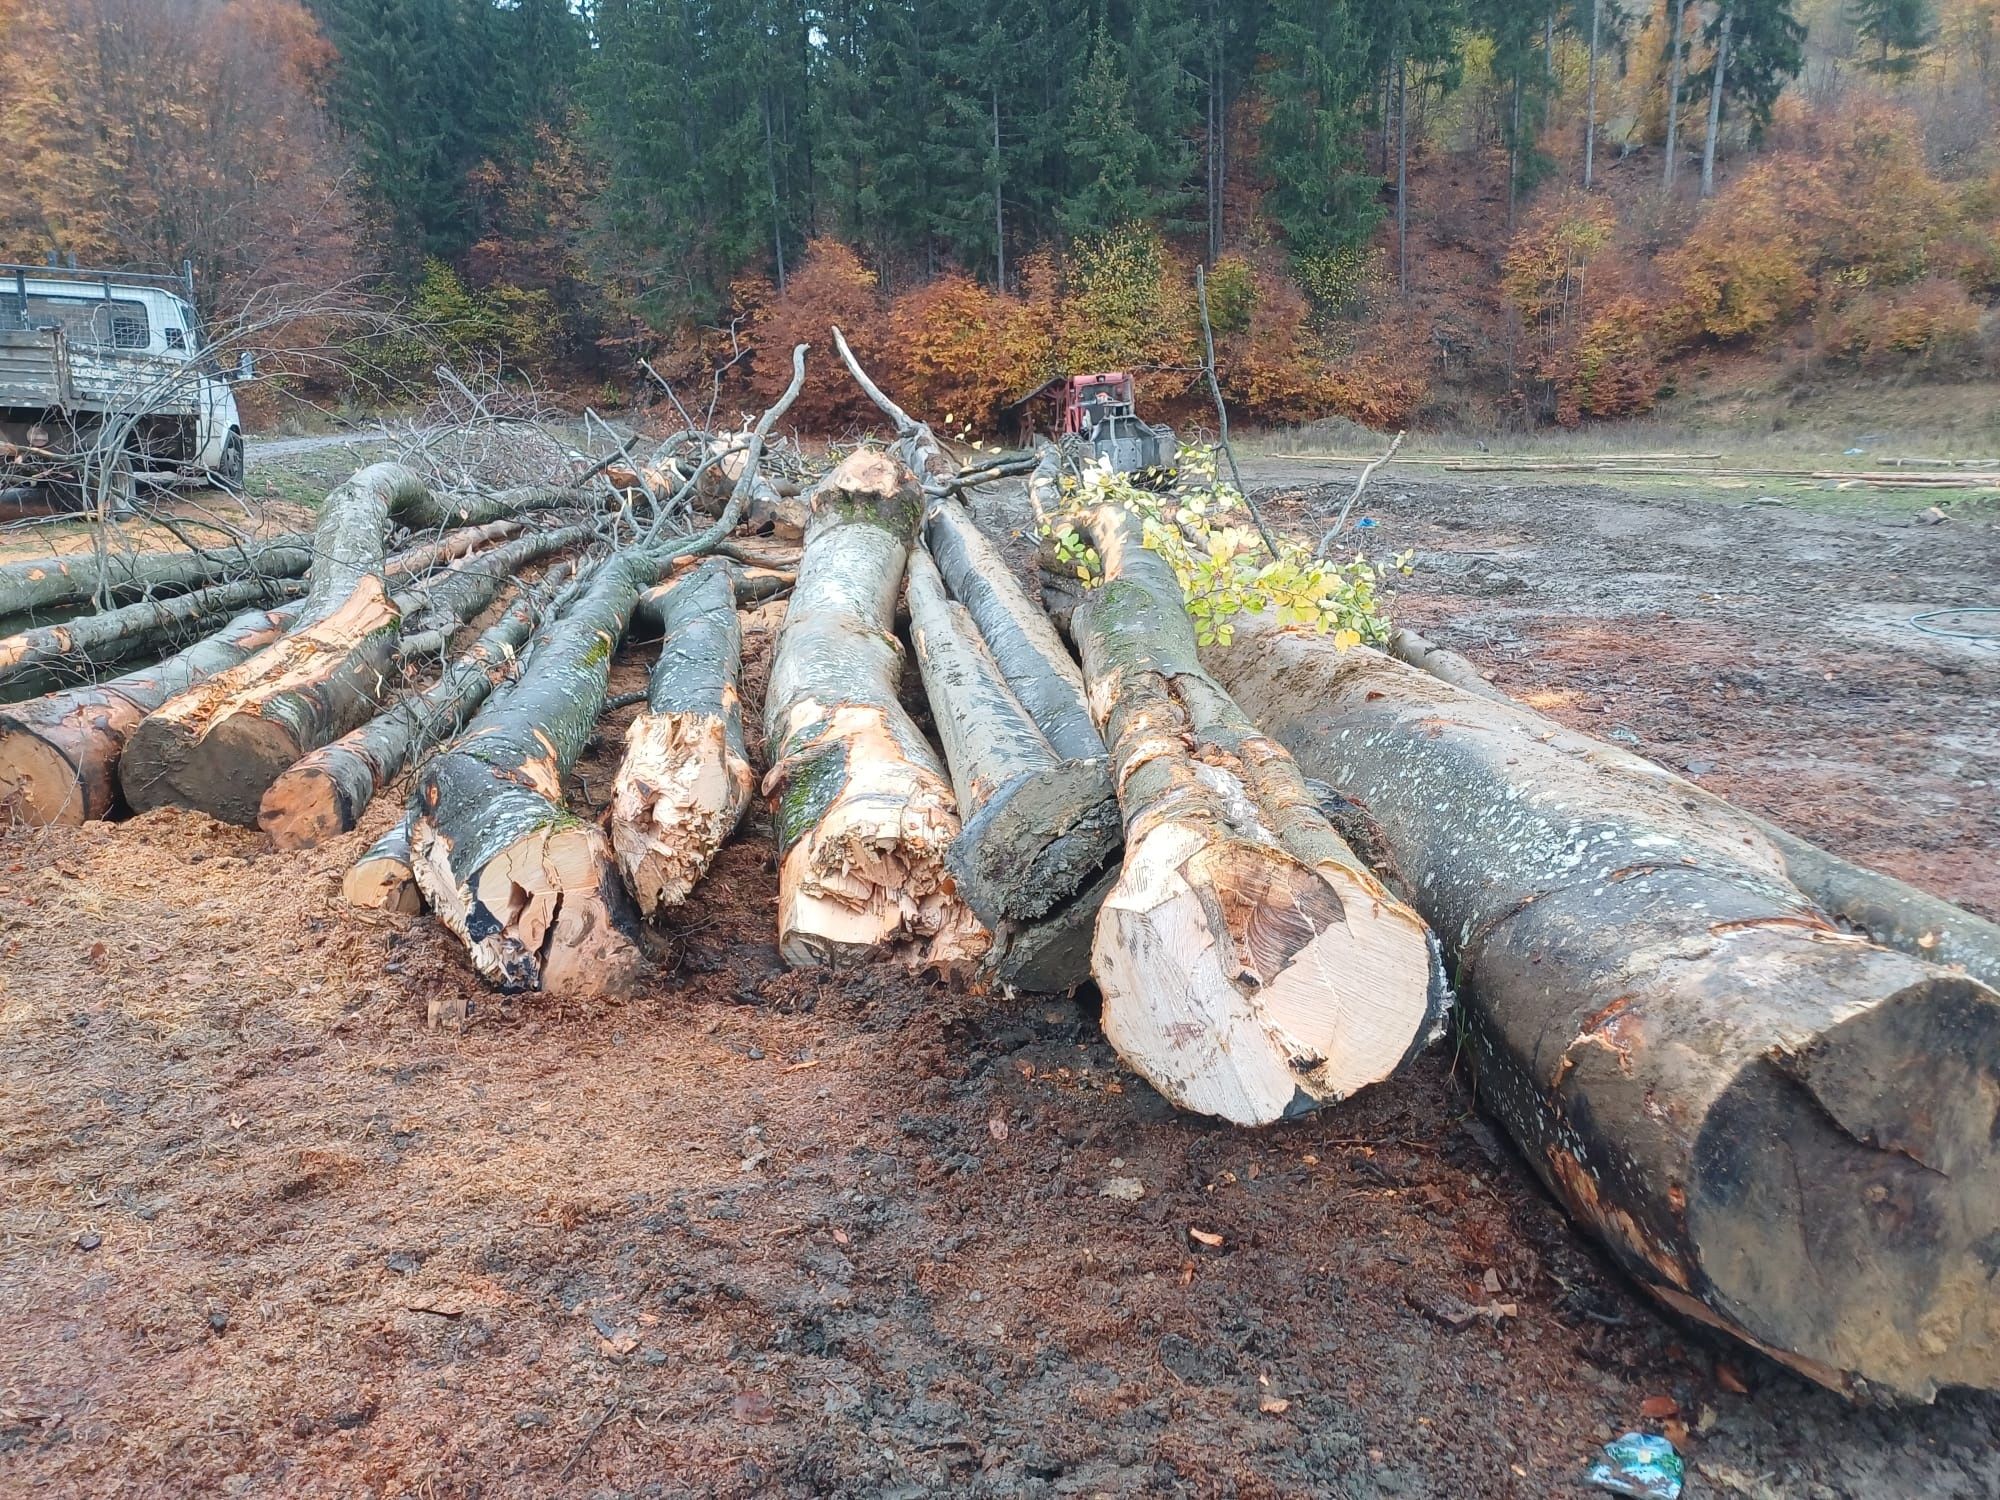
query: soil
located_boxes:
[3,460,1998,1499]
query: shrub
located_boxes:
[739,239,881,430]
[1815,277,1983,371]
[882,273,1036,435]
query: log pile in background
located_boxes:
[0,532,315,622]
[1206,616,2000,1401]
[1065,503,1437,1126]
[763,447,985,970]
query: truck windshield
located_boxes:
[19,294,152,350]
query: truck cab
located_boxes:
[0,260,247,505]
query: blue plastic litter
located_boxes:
[1586,1432,1684,1499]
[1355,517,1378,529]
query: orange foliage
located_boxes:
[882,274,1039,434]
[740,239,883,431]
[1815,277,1984,370]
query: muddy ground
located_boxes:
[2,459,1997,1498]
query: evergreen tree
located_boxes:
[1059,24,1156,240]
[1851,0,1937,73]
[1260,0,1380,263]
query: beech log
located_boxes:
[259,572,568,850]
[1205,618,2000,1401]
[0,576,302,692]
[905,546,1118,989]
[0,533,313,622]
[1384,625,2000,987]
[342,818,421,914]
[764,448,985,970]
[610,560,754,916]
[0,604,298,824]
[1065,504,1435,1125]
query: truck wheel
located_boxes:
[217,433,245,493]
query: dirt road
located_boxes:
[2,463,1995,1497]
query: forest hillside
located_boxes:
[5,0,1998,433]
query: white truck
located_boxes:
[0,260,249,508]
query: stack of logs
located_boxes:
[1,343,1994,1405]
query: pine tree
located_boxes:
[1260,0,1380,264]
[1058,25,1156,240]
[1851,0,1936,73]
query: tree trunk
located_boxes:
[1585,0,1601,186]
[609,559,757,918]
[118,465,573,826]
[390,523,597,660]
[0,532,313,623]
[409,344,811,999]
[1702,8,1732,197]
[1664,0,1688,189]
[1396,52,1410,296]
[1063,506,1436,1125]
[0,603,296,825]
[343,817,421,914]
[407,551,651,998]
[906,546,1120,989]
[1205,619,2000,1402]
[0,574,301,691]
[764,448,986,970]
[924,496,1104,763]
[1382,627,2000,988]
[259,570,568,851]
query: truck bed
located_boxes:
[0,328,201,422]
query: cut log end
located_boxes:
[0,721,99,826]
[1680,972,2000,1400]
[610,709,753,917]
[258,762,358,851]
[411,815,648,1000]
[949,758,1121,927]
[343,839,422,915]
[1095,823,1435,1127]
[769,705,988,971]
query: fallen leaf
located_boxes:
[1715,1362,1748,1395]
[1189,1228,1224,1248]
[1662,1418,1690,1447]
[1482,1268,1503,1295]
[1099,1177,1144,1202]
[731,1390,777,1424]
[1640,1394,1680,1419]
[987,1116,1009,1142]
[1259,1396,1290,1415]
[831,1228,850,1245]
[597,1333,639,1357]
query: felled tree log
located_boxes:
[764,448,986,970]
[1382,625,2000,987]
[924,496,1104,763]
[0,604,297,825]
[1205,619,2000,1401]
[0,533,314,621]
[390,523,597,659]
[905,547,1118,989]
[117,465,577,826]
[1064,504,1435,1126]
[409,344,811,998]
[259,571,569,850]
[342,818,421,914]
[0,576,303,692]
[609,560,754,917]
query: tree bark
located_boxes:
[408,344,811,999]
[1664,0,1688,189]
[1585,0,1602,186]
[609,559,755,918]
[0,533,313,624]
[118,465,575,826]
[1205,619,2000,1401]
[1064,506,1436,1125]
[924,496,1104,763]
[1702,8,1732,197]
[906,546,1119,989]
[764,448,986,970]
[259,570,568,851]
[343,817,421,915]
[0,574,302,691]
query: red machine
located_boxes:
[1008,371,1177,476]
